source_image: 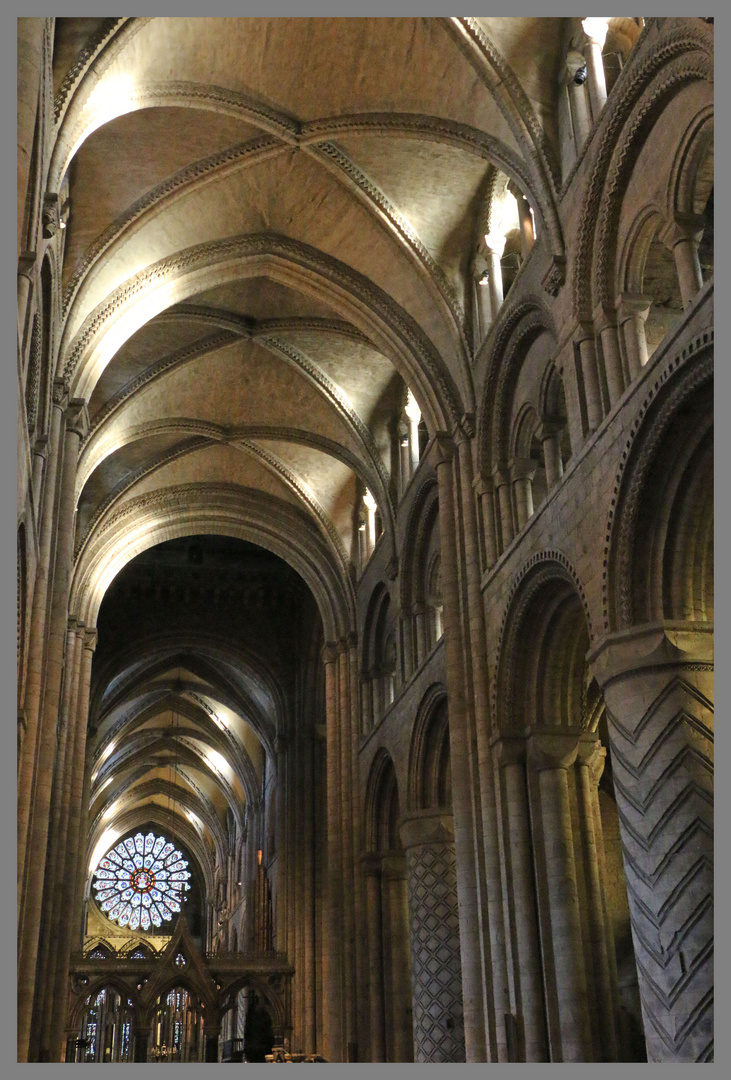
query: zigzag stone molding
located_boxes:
[591,625,714,1062]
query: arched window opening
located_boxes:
[75,987,133,1063]
[149,986,202,1062]
[641,234,684,360]
[426,555,443,650]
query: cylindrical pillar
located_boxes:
[400,811,466,1062]
[484,239,505,319]
[474,472,498,571]
[363,491,377,559]
[660,214,705,309]
[362,854,386,1061]
[18,398,87,1063]
[589,624,714,1062]
[475,267,493,340]
[456,428,509,1062]
[575,735,620,1062]
[598,318,625,406]
[433,436,487,1061]
[577,329,603,433]
[568,72,592,150]
[413,604,427,667]
[322,644,343,1060]
[338,643,357,1061]
[508,183,534,259]
[541,426,563,490]
[616,294,651,381]
[493,738,548,1061]
[398,430,410,499]
[400,612,414,682]
[382,856,413,1061]
[17,18,45,258]
[582,19,609,121]
[528,732,593,1062]
[510,459,535,532]
[17,381,66,897]
[33,619,82,1058]
[494,469,514,552]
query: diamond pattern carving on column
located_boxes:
[406,842,465,1062]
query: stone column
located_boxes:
[494,467,514,552]
[484,234,505,318]
[382,855,413,1061]
[363,490,377,559]
[322,644,343,1060]
[434,436,487,1061]
[595,308,625,406]
[455,425,509,1063]
[508,182,534,259]
[362,854,386,1061]
[17,380,66,895]
[475,262,493,340]
[413,603,427,667]
[347,639,367,1060]
[474,472,498,571]
[589,623,714,1062]
[400,811,466,1062]
[17,18,45,258]
[338,642,357,1060]
[567,56,592,150]
[405,390,421,478]
[576,326,603,433]
[18,396,87,1063]
[510,457,535,532]
[575,734,620,1062]
[400,612,414,682]
[398,427,410,498]
[616,294,652,381]
[493,737,547,1061]
[539,424,563,491]
[660,214,705,310]
[34,619,84,1059]
[528,731,593,1062]
[55,628,97,1058]
[582,18,609,121]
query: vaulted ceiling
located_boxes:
[51,16,574,907]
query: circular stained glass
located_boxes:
[92,831,191,931]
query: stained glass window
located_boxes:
[92,830,191,931]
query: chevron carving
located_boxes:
[604,669,713,1062]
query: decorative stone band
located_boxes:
[589,621,714,1062]
[400,811,466,1063]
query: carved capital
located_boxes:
[509,456,536,483]
[321,641,339,665]
[32,434,49,459]
[491,734,527,768]
[65,398,89,438]
[18,251,37,280]
[432,433,455,468]
[542,254,566,297]
[658,212,705,251]
[527,730,581,771]
[52,377,70,409]
[399,809,455,850]
[576,733,606,787]
[83,627,99,652]
[588,621,714,688]
[615,292,652,325]
[472,470,494,497]
[42,193,62,239]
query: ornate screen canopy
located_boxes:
[92,831,191,931]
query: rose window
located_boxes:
[92,831,191,931]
